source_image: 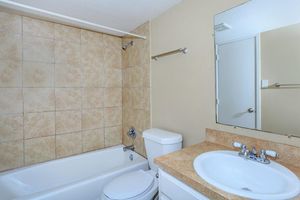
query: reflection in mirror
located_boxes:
[215,0,300,137]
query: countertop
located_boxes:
[155,141,300,200]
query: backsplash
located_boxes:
[122,22,151,157]
[206,128,300,168]
[0,11,123,171]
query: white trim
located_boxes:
[0,0,146,39]
[216,34,258,46]
[255,34,261,129]
[215,44,219,122]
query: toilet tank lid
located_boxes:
[143,128,182,144]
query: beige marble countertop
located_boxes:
[155,141,300,200]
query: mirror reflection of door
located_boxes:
[214,0,300,137]
[216,37,257,129]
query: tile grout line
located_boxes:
[103,34,107,148]
[121,38,125,146]
[0,86,124,89]
[21,16,25,167]
[80,29,83,153]
[0,126,117,145]
[54,25,57,159]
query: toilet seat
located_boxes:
[103,170,155,200]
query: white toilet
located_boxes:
[102,128,182,200]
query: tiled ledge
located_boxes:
[206,128,300,168]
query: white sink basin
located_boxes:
[193,150,300,200]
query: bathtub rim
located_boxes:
[0,144,147,176]
[15,156,149,200]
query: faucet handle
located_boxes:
[232,141,247,150]
[265,150,279,158]
[232,141,244,148]
[127,127,136,139]
[251,146,257,155]
[232,141,248,155]
[260,149,278,162]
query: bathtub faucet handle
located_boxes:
[127,127,136,139]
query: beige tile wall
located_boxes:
[122,22,151,157]
[0,11,123,171]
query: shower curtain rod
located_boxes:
[0,0,146,40]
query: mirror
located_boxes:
[214,0,300,137]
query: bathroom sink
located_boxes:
[193,150,300,200]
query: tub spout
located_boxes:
[123,145,135,152]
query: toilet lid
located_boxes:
[103,170,154,200]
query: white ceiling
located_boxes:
[4,0,181,37]
[215,0,300,44]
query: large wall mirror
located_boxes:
[215,0,300,137]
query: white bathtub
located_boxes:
[0,145,148,200]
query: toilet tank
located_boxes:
[143,128,182,172]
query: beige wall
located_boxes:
[0,11,123,171]
[261,23,300,136]
[122,23,151,157]
[151,0,300,148]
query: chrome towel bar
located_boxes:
[274,83,300,88]
[264,83,300,89]
[152,48,188,60]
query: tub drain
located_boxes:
[241,187,252,192]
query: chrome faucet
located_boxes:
[123,144,135,152]
[123,127,137,152]
[232,141,278,164]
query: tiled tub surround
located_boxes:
[155,129,300,200]
[0,11,124,171]
[122,22,151,157]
